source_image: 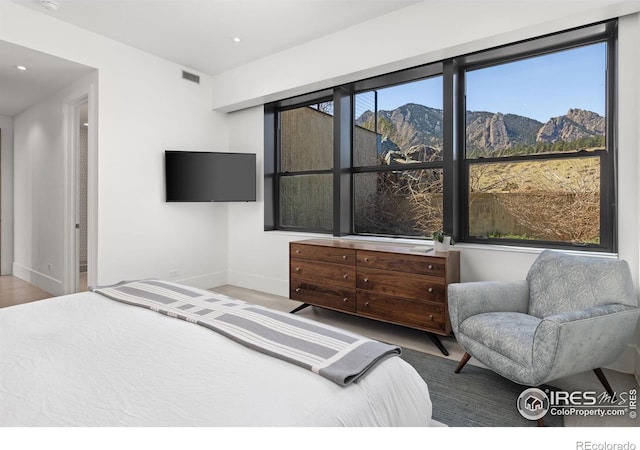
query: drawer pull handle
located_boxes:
[364,302,369,307]
[295,288,301,293]
[364,257,369,262]
[342,255,348,260]
[363,278,369,283]
[343,298,348,303]
[296,249,301,254]
[428,264,433,270]
[429,314,433,320]
[343,274,349,279]
[428,287,433,293]
[295,267,301,272]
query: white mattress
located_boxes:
[0,290,434,426]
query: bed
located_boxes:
[0,280,435,426]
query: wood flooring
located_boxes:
[0,275,54,308]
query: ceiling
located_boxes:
[1,0,418,116]
[0,39,95,117]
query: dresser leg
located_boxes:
[289,303,311,314]
[428,333,449,356]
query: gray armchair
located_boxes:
[449,250,639,395]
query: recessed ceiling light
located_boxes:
[232,37,242,43]
[40,0,59,12]
[14,65,27,71]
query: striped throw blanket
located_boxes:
[91,279,401,386]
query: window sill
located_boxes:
[263,230,618,258]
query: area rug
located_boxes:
[400,347,564,427]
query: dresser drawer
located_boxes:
[290,259,355,289]
[357,267,445,302]
[290,243,356,265]
[357,291,446,333]
[357,250,445,277]
[290,279,356,313]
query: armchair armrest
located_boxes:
[544,304,636,324]
[448,280,530,336]
[533,305,640,383]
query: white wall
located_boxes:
[224,6,640,375]
[618,12,640,379]
[0,1,230,290]
[94,50,229,289]
[213,1,640,112]
[0,115,13,275]
[13,74,94,295]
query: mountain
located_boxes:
[355,104,605,160]
[536,108,605,143]
[466,111,542,154]
[356,103,443,153]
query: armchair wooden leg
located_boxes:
[454,352,471,373]
[593,368,615,399]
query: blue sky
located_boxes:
[364,42,606,123]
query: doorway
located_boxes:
[77,100,88,291]
[67,95,89,293]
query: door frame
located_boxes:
[63,84,97,294]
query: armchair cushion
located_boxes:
[448,280,529,336]
[526,250,637,318]
[459,312,540,369]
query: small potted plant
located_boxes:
[432,230,455,253]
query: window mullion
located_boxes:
[264,104,277,230]
[333,87,352,236]
[443,59,460,242]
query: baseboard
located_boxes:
[227,270,288,298]
[12,262,64,297]
[175,271,228,290]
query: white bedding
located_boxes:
[0,290,434,426]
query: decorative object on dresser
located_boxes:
[431,230,455,253]
[289,239,460,355]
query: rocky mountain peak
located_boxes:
[355,104,605,160]
[536,108,605,144]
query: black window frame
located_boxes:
[457,21,616,252]
[350,62,446,238]
[264,19,617,253]
[266,91,335,234]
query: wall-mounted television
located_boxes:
[165,150,256,202]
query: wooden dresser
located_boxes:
[289,239,460,355]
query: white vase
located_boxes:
[434,236,451,253]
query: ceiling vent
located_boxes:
[182,70,200,84]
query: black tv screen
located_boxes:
[165,151,256,202]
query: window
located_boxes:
[265,21,616,252]
[464,42,610,247]
[353,76,444,237]
[278,101,334,232]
